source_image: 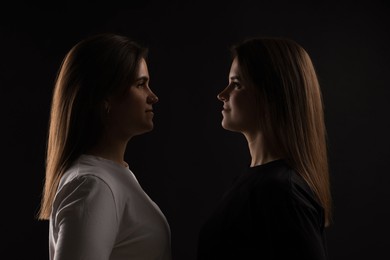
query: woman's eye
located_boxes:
[233,82,242,89]
[137,82,145,88]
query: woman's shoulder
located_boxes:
[249,159,292,189]
[59,154,132,192]
[251,160,321,209]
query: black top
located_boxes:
[197,159,328,260]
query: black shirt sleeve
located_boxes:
[250,176,328,260]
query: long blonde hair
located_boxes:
[38,33,147,220]
[232,37,332,226]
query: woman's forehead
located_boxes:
[229,58,241,78]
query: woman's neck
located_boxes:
[244,131,280,167]
[87,134,129,167]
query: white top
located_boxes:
[49,154,172,260]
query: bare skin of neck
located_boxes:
[243,131,279,167]
[87,132,130,167]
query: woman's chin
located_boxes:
[221,122,235,132]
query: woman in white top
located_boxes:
[37,33,171,260]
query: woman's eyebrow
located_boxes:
[136,76,149,82]
[230,76,240,81]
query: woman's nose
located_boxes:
[217,93,224,101]
[147,92,159,104]
[217,87,229,101]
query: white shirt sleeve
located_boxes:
[52,175,119,260]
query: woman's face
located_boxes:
[217,57,259,134]
[106,58,159,140]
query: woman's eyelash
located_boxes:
[233,82,241,88]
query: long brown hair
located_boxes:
[232,37,332,226]
[38,33,148,220]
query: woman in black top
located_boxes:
[197,37,332,260]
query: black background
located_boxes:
[1,1,389,259]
